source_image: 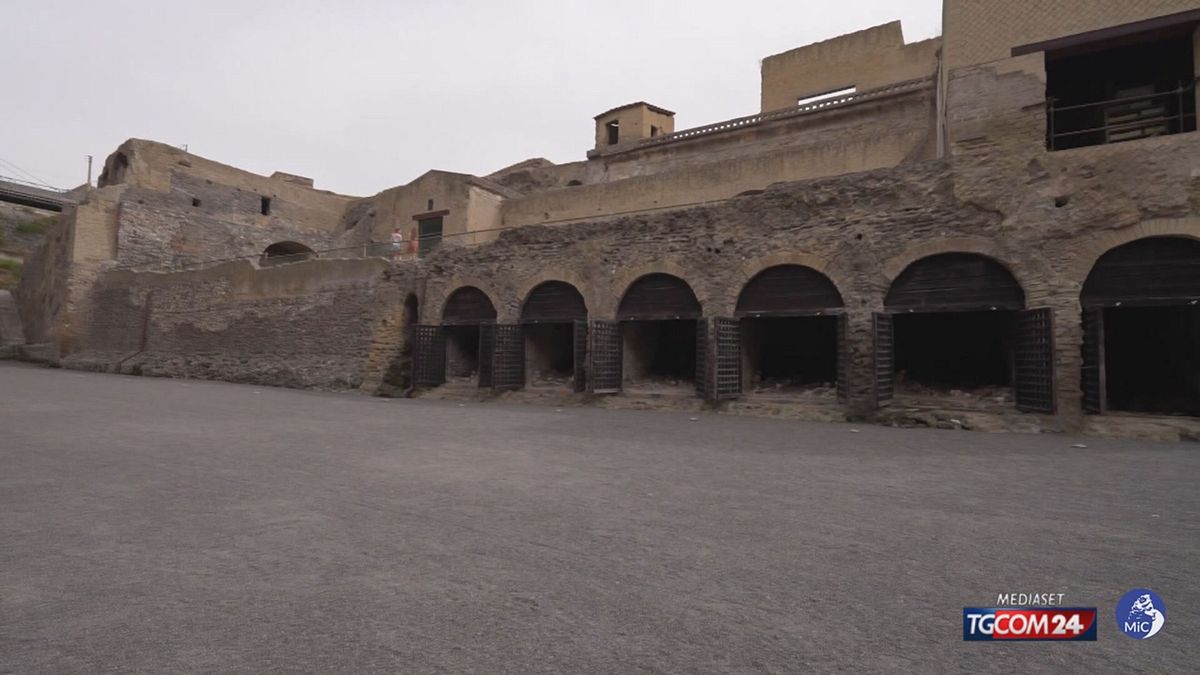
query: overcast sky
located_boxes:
[2,1,941,196]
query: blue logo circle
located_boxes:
[1116,588,1166,639]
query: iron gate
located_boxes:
[573,319,588,393]
[836,314,849,402]
[1081,308,1106,414]
[477,323,496,389]
[492,323,525,391]
[588,320,622,393]
[695,319,709,398]
[1014,308,1056,413]
[873,313,894,407]
[712,317,741,399]
[412,325,446,387]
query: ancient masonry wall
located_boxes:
[65,121,1200,431]
[66,257,410,390]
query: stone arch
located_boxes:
[720,251,852,315]
[605,260,706,318]
[513,267,595,321]
[423,276,507,323]
[735,264,845,317]
[881,237,1010,283]
[1068,218,1200,286]
[1082,235,1200,307]
[259,241,315,266]
[885,252,1025,312]
[617,273,702,320]
[98,151,130,188]
[441,285,498,325]
[521,281,588,322]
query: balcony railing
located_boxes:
[1047,80,1198,151]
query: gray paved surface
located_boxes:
[1,362,1198,673]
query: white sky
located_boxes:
[2,1,942,197]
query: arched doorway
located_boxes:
[521,281,587,391]
[617,273,703,395]
[878,253,1053,412]
[441,286,497,385]
[1081,236,1200,415]
[260,241,315,266]
[736,265,845,400]
[381,294,420,393]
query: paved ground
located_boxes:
[1,362,1197,673]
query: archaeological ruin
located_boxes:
[11,1,1200,440]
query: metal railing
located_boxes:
[1047,79,1198,151]
[630,77,933,151]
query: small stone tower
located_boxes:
[591,102,675,154]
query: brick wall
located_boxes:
[56,126,1200,431]
[67,258,396,390]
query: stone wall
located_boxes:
[944,0,1200,70]
[67,257,400,390]
[49,123,1200,435]
[411,127,1200,430]
[760,22,940,111]
[499,86,936,228]
[98,139,352,233]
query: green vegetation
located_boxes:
[16,216,55,235]
[0,258,22,290]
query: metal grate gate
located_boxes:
[412,325,446,386]
[695,319,709,398]
[1014,308,1056,413]
[588,320,622,394]
[573,319,588,393]
[873,313,894,407]
[1081,308,1106,414]
[712,317,741,399]
[477,323,495,389]
[492,324,525,391]
[836,314,849,402]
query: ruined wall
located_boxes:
[67,257,401,389]
[50,121,1200,435]
[113,178,343,269]
[499,87,935,228]
[414,128,1200,429]
[943,0,1200,70]
[761,22,940,111]
[98,139,353,233]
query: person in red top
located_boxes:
[391,227,406,261]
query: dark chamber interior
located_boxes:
[1104,306,1200,415]
[894,311,1015,389]
[445,325,480,378]
[1047,28,1196,149]
[623,320,696,383]
[525,323,574,384]
[742,317,837,389]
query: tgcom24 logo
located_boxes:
[962,588,1166,642]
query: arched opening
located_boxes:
[736,265,844,399]
[259,241,315,266]
[442,286,497,384]
[97,151,129,188]
[1081,236,1200,416]
[617,273,702,395]
[883,253,1026,407]
[381,294,420,393]
[521,281,587,390]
